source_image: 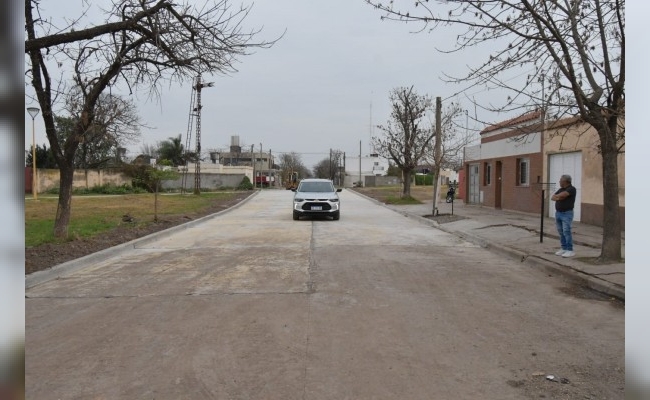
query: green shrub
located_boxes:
[415,174,433,185]
[237,176,253,190]
[72,183,139,195]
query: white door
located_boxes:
[548,152,582,221]
[468,164,480,204]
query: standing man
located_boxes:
[551,174,577,257]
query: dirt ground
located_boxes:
[25,191,253,275]
[352,187,467,224]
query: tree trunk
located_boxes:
[53,165,74,238]
[402,168,412,198]
[599,126,622,262]
[431,166,441,215]
[154,185,159,223]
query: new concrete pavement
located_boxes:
[374,195,625,301]
[25,189,624,399]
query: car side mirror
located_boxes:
[336,188,343,192]
[291,188,296,192]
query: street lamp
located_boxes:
[27,107,40,200]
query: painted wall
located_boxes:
[162,173,246,190]
[182,163,254,183]
[343,155,389,187]
[30,166,253,193]
[479,132,541,159]
[364,175,402,187]
[34,168,132,193]
[543,120,625,228]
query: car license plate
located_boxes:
[311,205,323,211]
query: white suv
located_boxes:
[292,179,342,220]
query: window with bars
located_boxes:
[484,163,491,185]
[517,158,530,186]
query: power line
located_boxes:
[442,66,538,102]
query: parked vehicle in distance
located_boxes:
[292,179,342,220]
[446,186,456,203]
[285,171,299,190]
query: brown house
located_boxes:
[543,117,625,228]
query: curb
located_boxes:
[521,256,625,300]
[350,190,625,301]
[25,191,260,289]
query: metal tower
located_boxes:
[181,79,197,194]
[186,74,213,195]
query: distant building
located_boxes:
[209,136,278,187]
[343,153,389,187]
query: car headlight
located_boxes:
[329,198,339,202]
[294,198,304,202]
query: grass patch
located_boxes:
[384,195,422,205]
[25,192,243,247]
[354,185,434,204]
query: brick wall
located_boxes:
[479,152,543,214]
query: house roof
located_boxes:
[481,110,542,135]
[545,115,583,130]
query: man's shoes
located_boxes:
[562,250,576,258]
[555,249,566,256]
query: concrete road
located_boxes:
[26,190,624,399]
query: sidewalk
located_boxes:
[373,196,625,301]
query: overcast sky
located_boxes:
[24,0,512,168]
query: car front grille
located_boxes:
[302,202,332,211]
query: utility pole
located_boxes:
[359,140,362,187]
[251,144,255,189]
[269,148,273,187]
[342,152,346,187]
[259,143,264,189]
[27,106,40,200]
[432,97,442,215]
[329,148,333,180]
[193,75,214,195]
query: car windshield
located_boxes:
[298,182,334,193]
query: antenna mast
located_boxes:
[369,99,372,155]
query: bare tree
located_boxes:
[372,86,433,198]
[365,0,624,261]
[57,90,141,169]
[329,149,344,185]
[25,0,278,238]
[313,157,330,179]
[279,152,310,184]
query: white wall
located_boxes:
[479,133,541,159]
[344,156,389,177]
[182,162,254,182]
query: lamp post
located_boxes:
[27,107,40,200]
